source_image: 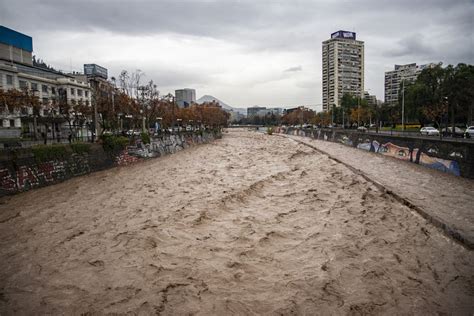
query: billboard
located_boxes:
[84,64,108,79]
[331,30,356,40]
[0,26,33,52]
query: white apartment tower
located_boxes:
[384,63,437,105]
[322,30,364,111]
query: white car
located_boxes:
[464,126,474,138]
[420,127,439,136]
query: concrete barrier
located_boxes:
[0,131,221,197]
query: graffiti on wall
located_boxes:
[278,128,466,178]
[356,140,460,176]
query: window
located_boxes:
[19,80,28,89]
[51,87,56,94]
[70,88,75,95]
[6,75,13,85]
[42,97,49,105]
[31,83,38,91]
[77,89,83,96]
[42,85,48,93]
[85,91,89,97]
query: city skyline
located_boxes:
[1,0,472,110]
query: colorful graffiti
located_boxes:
[356,140,460,176]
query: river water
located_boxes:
[0,129,472,314]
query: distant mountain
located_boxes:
[196,95,247,115]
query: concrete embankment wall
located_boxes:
[279,128,474,179]
[0,131,220,197]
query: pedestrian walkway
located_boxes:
[285,134,474,249]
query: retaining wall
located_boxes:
[279,127,474,179]
[0,131,220,197]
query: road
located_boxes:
[0,129,473,314]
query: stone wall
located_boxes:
[0,131,220,196]
[279,127,474,179]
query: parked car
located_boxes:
[442,126,465,138]
[357,126,367,132]
[420,127,439,136]
[464,126,474,138]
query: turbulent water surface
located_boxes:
[0,129,473,315]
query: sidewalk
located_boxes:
[284,134,474,249]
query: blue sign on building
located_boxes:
[0,26,33,52]
[330,30,356,40]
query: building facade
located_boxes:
[247,106,282,117]
[384,63,437,105]
[0,26,92,139]
[364,91,377,107]
[175,88,196,108]
[322,30,364,111]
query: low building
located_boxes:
[247,106,282,117]
[364,91,377,107]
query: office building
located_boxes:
[175,88,196,108]
[322,30,364,111]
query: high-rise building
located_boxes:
[322,30,364,111]
[384,63,437,105]
[175,88,196,108]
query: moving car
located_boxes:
[420,127,439,136]
[465,126,474,138]
[357,126,367,132]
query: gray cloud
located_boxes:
[385,34,433,58]
[1,0,472,107]
[284,66,303,72]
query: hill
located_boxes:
[196,95,246,115]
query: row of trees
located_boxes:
[1,69,229,141]
[402,63,474,128]
[93,70,229,135]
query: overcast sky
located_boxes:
[1,0,473,110]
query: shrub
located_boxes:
[32,144,71,162]
[70,142,91,154]
[101,135,130,152]
[140,132,151,144]
[267,127,274,135]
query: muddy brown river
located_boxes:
[1,129,473,315]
